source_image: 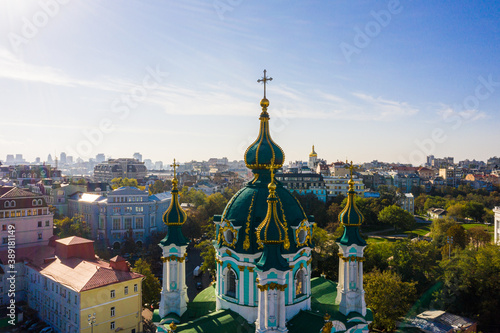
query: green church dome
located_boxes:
[244,98,285,170]
[216,93,311,255]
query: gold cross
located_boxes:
[171,158,180,176]
[345,160,356,179]
[257,69,273,98]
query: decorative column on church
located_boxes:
[335,161,368,317]
[158,159,190,320]
[239,266,245,305]
[249,267,254,305]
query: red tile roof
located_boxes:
[56,236,94,246]
[0,187,37,198]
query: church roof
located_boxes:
[337,165,366,247]
[160,160,189,247]
[244,97,285,170]
[216,94,310,255]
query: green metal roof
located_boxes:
[216,170,310,254]
[255,243,289,272]
[159,225,189,247]
[336,225,367,247]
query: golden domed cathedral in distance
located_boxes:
[153,71,372,333]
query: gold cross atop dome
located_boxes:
[171,159,180,176]
[257,69,273,99]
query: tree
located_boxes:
[294,193,327,228]
[436,245,500,328]
[364,269,417,331]
[149,180,172,194]
[378,205,415,231]
[196,240,216,274]
[467,226,491,250]
[133,258,161,306]
[414,194,427,214]
[111,177,139,189]
[446,202,467,220]
[364,241,395,273]
[390,240,440,292]
[430,217,456,246]
[311,226,340,280]
[446,225,468,250]
[465,201,485,222]
[54,215,91,239]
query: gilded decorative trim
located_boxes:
[238,265,246,272]
[225,249,232,256]
[276,197,290,250]
[289,265,295,269]
[248,267,254,272]
[338,254,364,262]
[161,253,188,263]
[243,192,256,250]
[215,258,223,265]
[227,263,232,269]
[257,283,288,291]
[220,221,238,248]
[307,257,312,265]
[295,220,310,247]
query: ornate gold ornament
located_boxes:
[257,282,288,291]
[295,220,311,247]
[220,221,238,248]
[243,193,256,250]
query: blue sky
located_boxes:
[0,0,499,166]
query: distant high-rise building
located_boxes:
[5,155,14,164]
[35,157,41,164]
[15,154,24,163]
[66,156,73,164]
[133,152,143,162]
[96,153,105,163]
[154,161,163,170]
[47,154,53,164]
[60,152,67,164]
[143,159,153,170]
[426,155,434,167]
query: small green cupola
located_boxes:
[244,70,285,171]
[160,159,189,247]
[255,165,289,271]
[337,161,367,247]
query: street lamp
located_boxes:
[447,236,454,259]
[88,313,96,333]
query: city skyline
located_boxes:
[1,1,499,165]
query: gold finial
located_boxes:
[168,321,177,332]
[266,158,277,196]
[171,158,180,189]
[324,313,331,321]
[257,69,273,99]
[345,159,356,190]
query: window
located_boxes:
[38,233,42,240]
[45,220,50,227]
[110,290,115,299]
[110,307,115,317]
[98,217,105,230]
[110,321,115,330]
[1,225,6,231]
[113,207,120,214]
[295,270,305,297]
[125,206,132,213]
[124,218,132,229]
[226,269,236,298]
[135,206,143,213]
[74,295,77,304]
[150,216,156,227]
[124,286,128,295]
[134,284,138,292]
[135,217,143,229]
[2,238,7,244]
[38,221,42,227]
[112,218,121,230]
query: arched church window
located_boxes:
[295,269,305,297]
[226,269,236,298]
[298,229,307,244]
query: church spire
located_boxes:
[161,159,189,247]
[244,70,285,171]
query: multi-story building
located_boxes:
[392,173,421,193]
[400,193,415,215]
[494,207,500,245]
[323,176,365,198]
[94,158,147,183]
[0,186,53,250]
[68,186,170,249]
[8,165,62,185]
[0,236,143,333]
[329,161,350,177]
[439,167,462,186]
[275,172,327,202]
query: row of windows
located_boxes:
[110,217,145,230]
[108,196,146,203]
[0,208,48,218]
[110,284,138,299]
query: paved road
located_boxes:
[184,242,211,301]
